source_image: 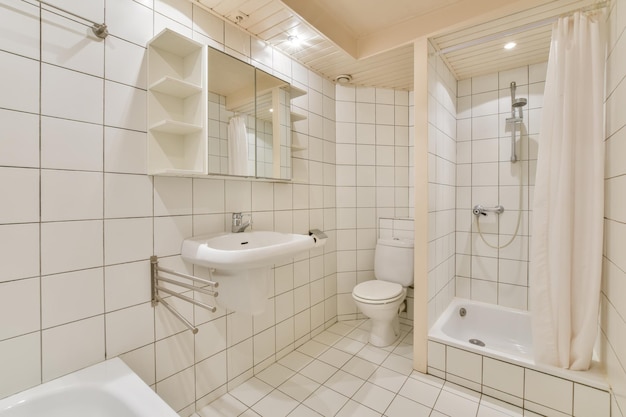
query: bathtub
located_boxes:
[0,358,178,417]
[429,297,533,365]
[428,298,610,415]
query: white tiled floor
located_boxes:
[195,320,527,417]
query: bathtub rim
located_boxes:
[0,358,178,416]
[428,297,608,391]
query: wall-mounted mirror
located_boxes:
[206,46,302,180]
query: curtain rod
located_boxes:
[438,0,609,55]
[32,0,108,39]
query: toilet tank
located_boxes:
[374,238,414,286]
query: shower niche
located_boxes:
[146,29,305,179]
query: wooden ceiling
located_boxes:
[193,0,603,88]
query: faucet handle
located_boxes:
[232,212,242,220]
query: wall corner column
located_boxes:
[412,37,429,373]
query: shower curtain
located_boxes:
[228,115,249,176]
[530,11,605,370]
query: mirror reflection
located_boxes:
[206,46,299,180]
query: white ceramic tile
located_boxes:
[104,173,153,218]
[0,0,40,59]
[0,109,39,168]
[252,389,299,417]
[105,81,146,132]
[154,215,192,256]
[0,223,39,282]
[41,170,103,221]
[41,11,104,77]
[472,73,499,94]
[42,315,105,382]
[352,381,395,414]
[104,127,147,174]
[0,332,40,399]
[228,338,253,379]
[256,363,296,388]
[105,302,154,357]
[483,357,524,398]
[0,277,40,341]
[224,180,252,213]
[157,366,195,411]
[105,36,147,89]
[104,260,151,312]
[0,167,39,224]
[154,176,192,216]
[367,366,408,393]
[104,217,152,265]
[41,268,104,328]
[156,330,194,381]
[106,0,153,46]
[573,384,610,417]
[41,220,103,275]
[41,117,103,171]
[0,51,39,113]
[303,386,349,417]
[386,394,431,417]
[435,388,480,417]
[193,6,224,44]
[277,373,320,403]
[41,64,102,124]
[525,370,573,415]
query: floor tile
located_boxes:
[332,337,366,355]
[317,347,352,368]
[197,393,247,417]
[278,373,320,402]
[324,369,366,397]
[251,390,299,417]
[299,359,338,384]
[381,353,413,375]
[256,363,296,388]
[357,344,390,365]
[398,376,441,408]
[352,381,396,414]
[229,378,274,407]
[434,389,480,417]
[341,355,378,380]
[336,399,382,417]
[385,394,431,417]
[296,340,329,358]
[312,330,342,346]
[303,386,349,416]
[286,404,322,417]
[326,322,357,336]
[278,350,314,372]
[367,366,408,393]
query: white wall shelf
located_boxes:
[147,29,207,175]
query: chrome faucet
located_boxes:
[231,212,250,233]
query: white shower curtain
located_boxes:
[228,116,249,176]
[530,12,605,370]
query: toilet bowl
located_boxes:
[352,280,407,346]
[351,238,414,347]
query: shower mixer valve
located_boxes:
[472,205,504,216]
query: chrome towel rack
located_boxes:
[33,0,109,39]
[150,256,218,334]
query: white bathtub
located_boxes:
[429,298,607,389]
[0,358,178,417]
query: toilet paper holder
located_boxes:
[309,229,328,245]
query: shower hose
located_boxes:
[475,165,523,249]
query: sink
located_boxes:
[181,231,320,315]
[181,231,316,270]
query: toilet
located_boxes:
[352,237,414,347]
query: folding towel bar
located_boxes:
[150,256,218,334]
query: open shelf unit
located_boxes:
[147,29,207,175]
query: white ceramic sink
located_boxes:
[181,231,316,270]
[181,231,319,315]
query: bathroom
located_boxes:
[0,0,625,416]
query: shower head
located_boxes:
[512,97,527,107]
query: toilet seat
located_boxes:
[352,280,404,305]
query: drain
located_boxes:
[459,307,467,317]
[469,338,485,347]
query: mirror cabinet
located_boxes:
[147,29,305,180]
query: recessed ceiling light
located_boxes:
[335,74,352,84]
[287,35,300,46]
[504,42,517,50]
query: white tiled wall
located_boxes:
[0,1,337,414]
[602,0,626,416]
[334,85,413,322]
[455,63,546,311]
[426,41,457,328]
